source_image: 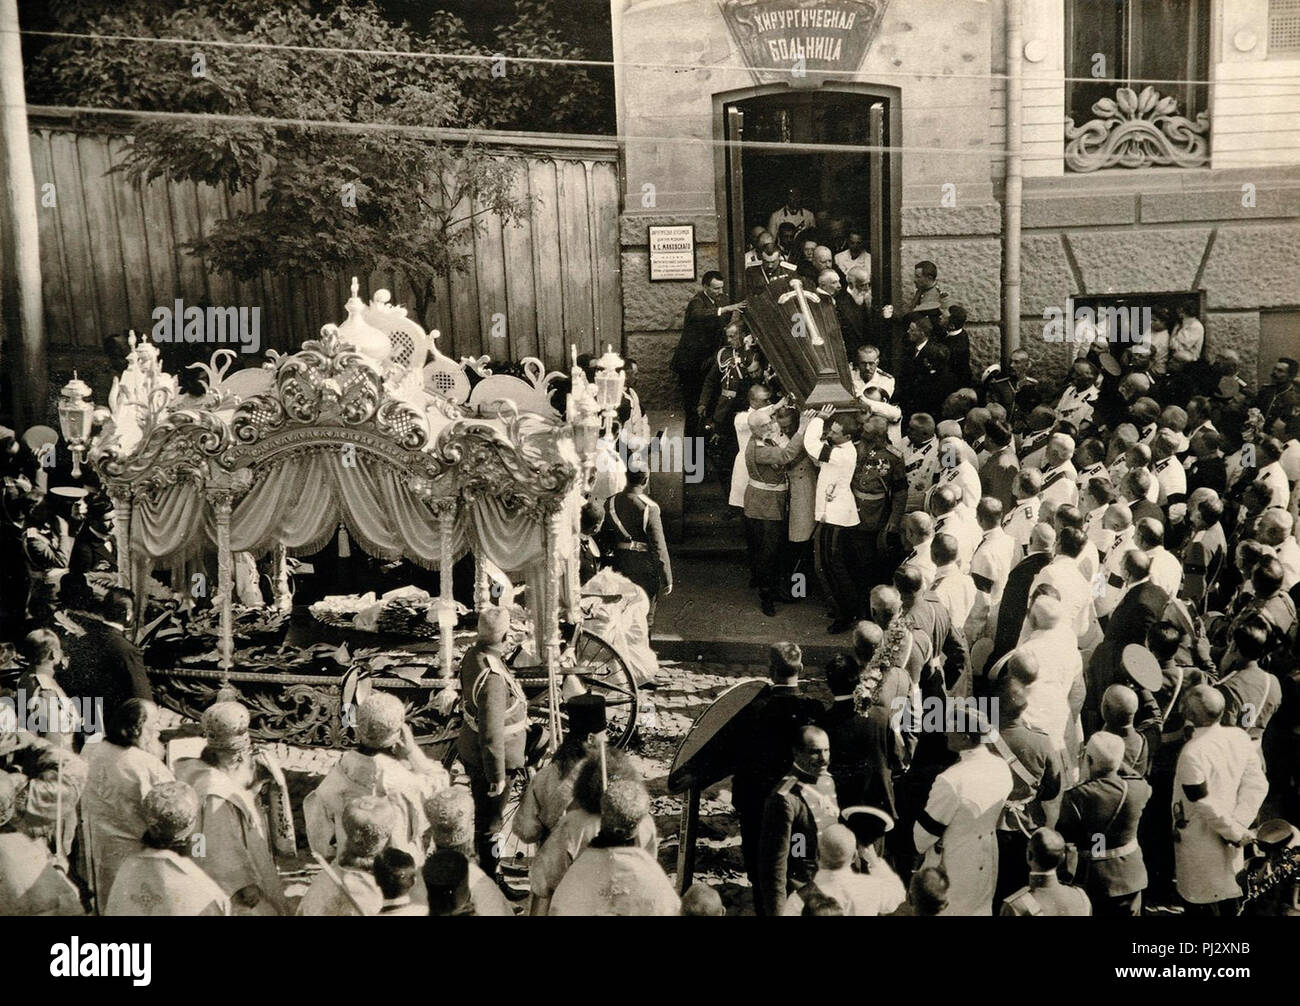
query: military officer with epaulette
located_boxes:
[1000,828,1092,916]
[1056,731,1150,916]
[745,247,797,297]
[850,344,895,400]
[982,349,1040,426]
[851,415,907,593]
[989,677,1064,910]
[456,606,529,885]
[902,413,941,513]
[756,724,839,916]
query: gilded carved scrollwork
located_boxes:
[95,408,232,501]
[435,409,577,521]
[228,325,431,452]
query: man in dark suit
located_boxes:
[1184,428,1227,498]
[757,724,839,916]
[671,271,729,438]
[897,315,950,423]
[731,642,825,903]
[1121,468,1164,529]
[818,645,898,817]
[60,587,152,725]
[938,304,973,390]
[989,524,1055,664]
[68,494,118,577]
[1057,731,1151,916]
[1084,551,1169,734]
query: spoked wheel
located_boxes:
[569,628,639,749]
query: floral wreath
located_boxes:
[853,617,912,715]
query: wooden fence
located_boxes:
[28,114,622,382]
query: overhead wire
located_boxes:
[21,104,1300,171]
[15,26,1300,88]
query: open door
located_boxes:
[868,101,891,364]
[725,106,747,301]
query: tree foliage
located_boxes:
[27,0,611,326]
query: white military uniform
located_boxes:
[914,746,1012,916]
[903,437,941,513]
[1173,723,1268,905]
[1022,555,1102,650]
[1076,462,1107,509]
[1153,455,1188,523]
[803,418,860,527]
[1040,460,1080,508]
[935,457,982,515]
[933,507,981,571]
[1094,531,1137,619]
[1018,428,1053,470]
[1146,546,1182,598]
[965,525,1018,642]
[852,368,902,445]
[933,564,977,633]
[1019,623,1085,779]
[851,366,896,401]
[1002,496,1042,559]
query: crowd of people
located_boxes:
[668,232,1300,915]
[3,220,1300,914]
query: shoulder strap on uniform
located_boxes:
[991,730,1039,791]
[605,496,633,542]
[1005,889,1042,916]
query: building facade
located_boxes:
[613,0,1300,408]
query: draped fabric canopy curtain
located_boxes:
[128,450,548,576]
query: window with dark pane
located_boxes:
[1066,0,1210,125]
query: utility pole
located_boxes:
[1003,0,1023,366]
[0,0,46,428]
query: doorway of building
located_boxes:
[718,87,897,317]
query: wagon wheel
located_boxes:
[569,628,639,750]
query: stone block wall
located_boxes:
[1016,171,1300,388]
[615,1,1300,406]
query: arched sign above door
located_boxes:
[719,0,892,87]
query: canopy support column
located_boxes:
[543,504,564,753]
[436,499,457,679]
[473,545,492,609]
[209,490,235,677]
[270,543,291,613]
[108,490,133,595]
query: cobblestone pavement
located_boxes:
[161,658,807,915]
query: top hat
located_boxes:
[565,693,607,738]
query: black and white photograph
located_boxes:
[0,0,1298,979]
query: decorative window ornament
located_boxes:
[1064,85,1209,172]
